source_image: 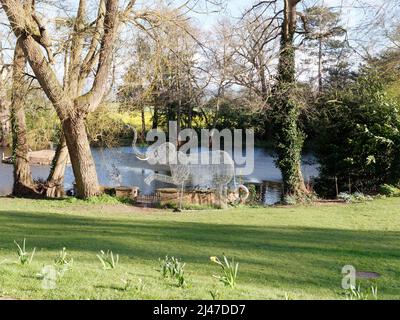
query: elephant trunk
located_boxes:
[144,174,155,185]
[130,126,148,161]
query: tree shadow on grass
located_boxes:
[0,210,399,296]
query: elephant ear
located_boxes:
[164,142,177,165]
[177,150,191,165]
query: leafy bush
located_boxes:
[159,201,219,211]
[353,192,373,202]
[65,194,134,205]
[338,192,373,203]
[204,96,266,138]
[378,184,400,197]
[337,192,352,203]
[282,195,297,205]
[280,192,317,205]
[25,95,59,150]
[314,69,400,198]
[245,184,261,204]
[86,104,134,147]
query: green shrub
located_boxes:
[282,195,298,205]
[338,192,352,203]
[64,194,134,205]
[378,184,400,197]
[246,184,261,204]
[159,201,219,211]
[314,69,400,198]
[338,192,373,203]
[280,192,317,205]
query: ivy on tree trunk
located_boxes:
[271,0,308,200]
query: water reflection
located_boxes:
[0,147,318,205]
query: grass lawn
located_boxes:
[0,197,399,300]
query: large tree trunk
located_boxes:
[45,133,69,198]
[62,115,100,198]
[0,0,119,199]
[272,0,308,200]
[11,40,36,197]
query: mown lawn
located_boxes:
[0,197,399,300]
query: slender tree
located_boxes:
[0,43,11,147]
[118,36,152,141]
[45,133,69,197]
[300,6,346,92]
[10,39,36,196]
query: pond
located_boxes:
[0,146,319,205]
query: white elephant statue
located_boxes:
[131,129,249,208]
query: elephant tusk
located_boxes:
[136,154,149,161]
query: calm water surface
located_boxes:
[0,147,319,204]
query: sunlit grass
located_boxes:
[0,197,399,300]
